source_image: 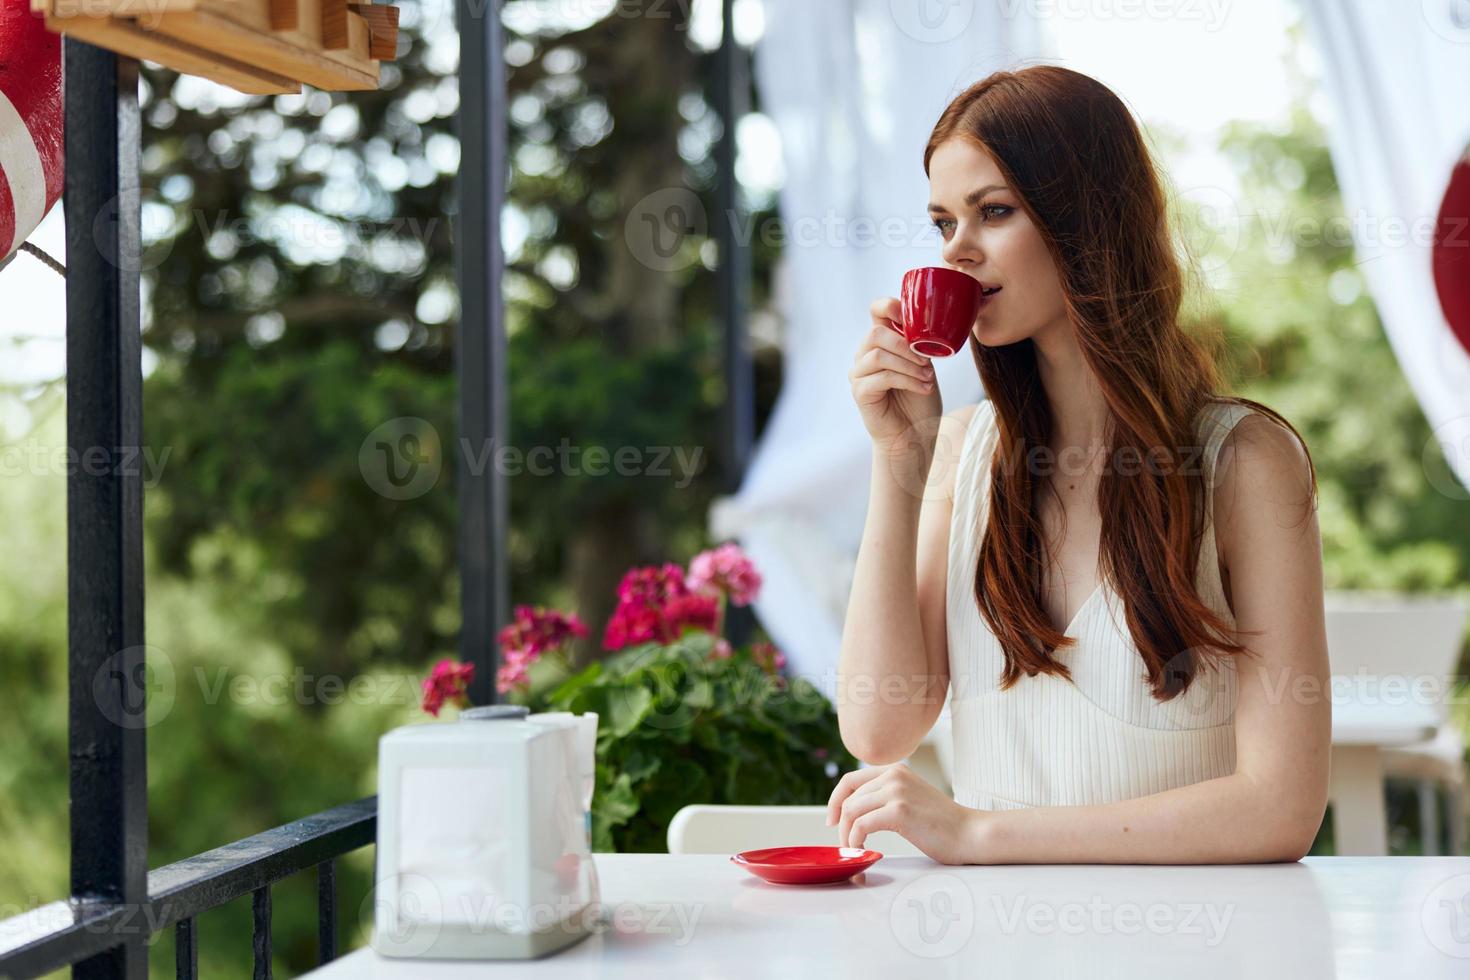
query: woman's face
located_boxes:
[927,138,1069,347]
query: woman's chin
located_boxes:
[972,321,1008,347]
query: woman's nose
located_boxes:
[942,234,980,267]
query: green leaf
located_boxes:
[618,744,663,782]
[596,772,640,826]
[684,676,714,709]
[605,685,653,737]
[728,760,783,802]
[641,757,711,827]
[546,661,603,706]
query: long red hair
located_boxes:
[926,65,1318,700]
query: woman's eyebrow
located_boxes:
[927,184,1008,213]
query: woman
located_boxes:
[828,66,1331,864]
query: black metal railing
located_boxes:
[0,31,440,980]
[0,0,751,975]
[0,798,375,978]
[0,37,388,980]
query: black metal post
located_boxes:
[174,918,197,979]
[316,859,337,964]
[716,0,756,646]
[715,0,753,494]
[251,887,272,979]
[454,0,509,705]
[64,39,148,980]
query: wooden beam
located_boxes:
[45,14,301,94]
[320,0,348,50]
[347,2,397,60]
[195,0,379,78]
[40,0,394,94]
[148,6,377,91]
[48,0,199,17]
[268,0,298,31]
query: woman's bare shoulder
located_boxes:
[1212,410,1317,567]
[942,400,988,441]
[930,402,986,504]
[948,402,981,427]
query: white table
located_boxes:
[306,853,1470,978]
[1330,700,1439,856]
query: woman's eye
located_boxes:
[931,207,1009,237]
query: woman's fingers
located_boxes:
[846,801,900,850]
[825,766,887,827]
[869,295,903,331]
[852,370,935,401]
[855,347,934,383]
[836,783,891,848]
[868,299,930,365]
[867,322,931,367]
[853,298,942,447]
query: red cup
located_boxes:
[892,266,984,357]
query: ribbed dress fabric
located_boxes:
[945,397,1258,811]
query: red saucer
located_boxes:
[730,846,883,884]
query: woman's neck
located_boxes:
[1032,322,1111,454]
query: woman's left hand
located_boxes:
[825,762,985,865]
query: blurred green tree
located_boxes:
[1172,26,1469,601]
[138,0,776,687]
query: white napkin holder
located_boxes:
[372,705,601,959]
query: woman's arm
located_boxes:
[837,403,976,764]
[829,413,1331,864]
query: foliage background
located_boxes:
[1,6,1466,978]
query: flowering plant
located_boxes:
[494,604,590,697]
[417,542,853,851]
[419,659,474,717]
[601,541,761,654]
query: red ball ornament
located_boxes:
[1433,151,1470,359]
[0,0,63,263]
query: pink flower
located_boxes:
[687,543,762,607]
[497,604,588,658]
[603,602,666,650]
[662,592,719,635]
[493,605,588,695]
[615,564,690,608]
[750,641,787,675]
[496,659,530,695]
[421,658,474,716]
[603,563,721,651]
[494,647,531,695]
[709,638,734,660]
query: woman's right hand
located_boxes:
[850,297,942,452]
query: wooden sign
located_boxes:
[34,0,401,95]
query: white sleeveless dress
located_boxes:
[944,397,1259,812]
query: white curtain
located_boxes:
[712,1,1051,698]
[1298,0,1470,494]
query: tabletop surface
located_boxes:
[305,853,1470,978]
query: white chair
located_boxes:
[1324,590,1469,854]
[667,804,926,856]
